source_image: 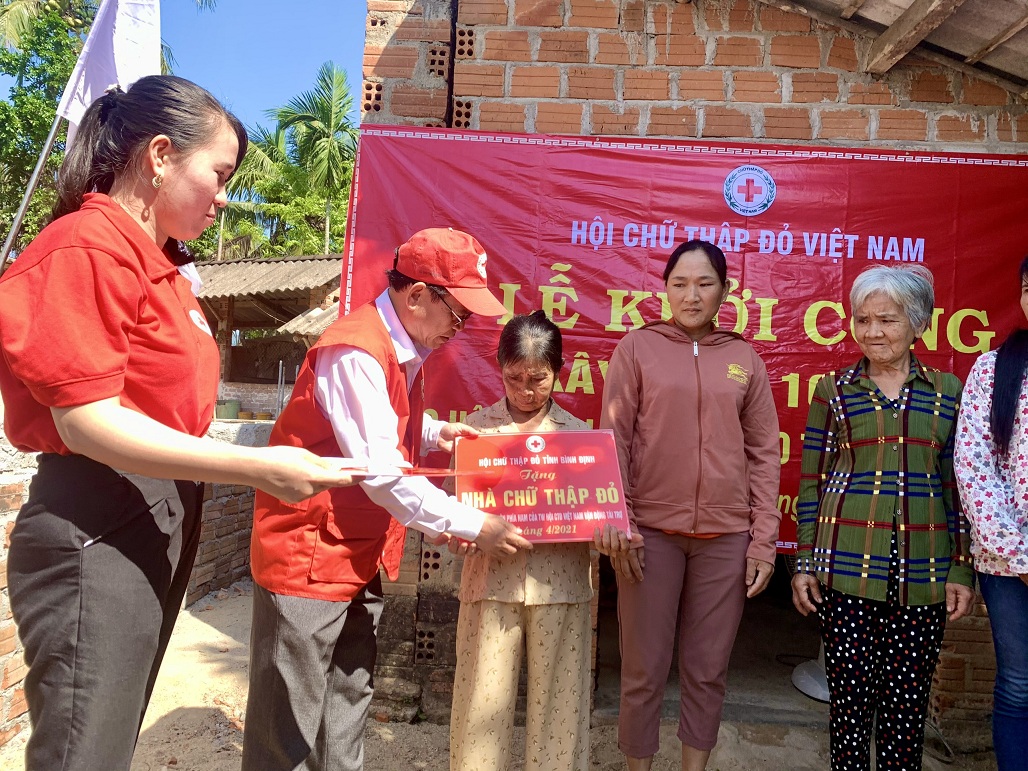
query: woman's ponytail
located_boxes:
[52,89,120,220]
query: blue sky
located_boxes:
[162,0,368,131]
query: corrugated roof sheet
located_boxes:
[196,255,341,299]
[277,302,340,337]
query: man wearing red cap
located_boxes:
[242,228,532,771]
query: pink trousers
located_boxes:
[616,528,750,757]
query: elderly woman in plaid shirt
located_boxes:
[791,264,975,771]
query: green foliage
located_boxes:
[0,9,80,247]
[195,62,357,260]
[0,1,97,50]
[0,1,216,249]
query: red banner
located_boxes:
[453,430,630,543]
[343,127,1028,551]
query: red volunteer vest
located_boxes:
[249,302,425,601]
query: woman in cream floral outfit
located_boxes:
[449,311,593,771]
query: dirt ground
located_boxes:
[0,580,999,771]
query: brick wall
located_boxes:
[0,421,269,750]
[932,599,997,749]
[362,0,1027,152]
[218,382,288,416]
[361,0,1022,739]
[0,472,31,749]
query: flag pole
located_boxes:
[0,113,63,276]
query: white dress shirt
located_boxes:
[313,291,485,541]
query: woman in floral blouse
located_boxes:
[954,255,1028,771]
[448,311,593,771]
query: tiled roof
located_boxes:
[196,254,341,299]
[276,302,340,337]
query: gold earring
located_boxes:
[152,175,163,190]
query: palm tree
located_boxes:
[272,62,358,254]
[226,124,292,250]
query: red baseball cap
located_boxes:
[395,228,506,317]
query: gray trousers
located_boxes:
[242,576,384,771]
[8,453,204,771]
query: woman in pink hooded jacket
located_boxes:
[596,239,781,771]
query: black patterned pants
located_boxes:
[818,533,947,771]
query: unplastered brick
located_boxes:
[515,0,564,27]
[457,0,508,25]
[909,72,953,104]
[479,101,529,132]
[876,109,928,141]
[619,0,646,34]
[763,107,811,140]
[679,70,725,102]
[390,86,449,119]
[818,109,869,140]
[996,113,1016,142]
[790,72,838,103]
[826,37,857,71]
[511,65,560,98]
[651,0,695,34]
[483,30,533,62]
[961,76,1008,107]
[936,114,985,143]
[654,32,707,67]
[624,69,670,101]
[769,35,821,69]
[567,66,616,100]
[538,30,590,63]
[726,0,756,32]
[703,106,753,138]
[848,82,895,106]
[568,0,620,30]
[591,104,641,135]
[759,5,810,33]
[647,105,699,137]
[535,102,584,133]
[733,71,780,103]
[367,0,422,12]
[391,17,450,42]
[595,32,645,66]
[453,62,505,97]
[364,45,418,79]
[713,36,762,67]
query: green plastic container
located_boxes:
[215,399,240,420]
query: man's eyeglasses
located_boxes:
[430,287,472,328]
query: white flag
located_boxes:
[57,0,162,149]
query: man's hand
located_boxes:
[426,532,479,557]
[437,422,479,454]
[945,582,975,622]
[791,573,823,616]
[745,558,774,598]
[473,513,533,556]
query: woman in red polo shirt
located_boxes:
[0,76,352,771]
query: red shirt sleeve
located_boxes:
[0,245,144,408]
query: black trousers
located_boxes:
[8,453,204,771]
[818,531,947,771]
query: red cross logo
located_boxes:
[737,177,763,202]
